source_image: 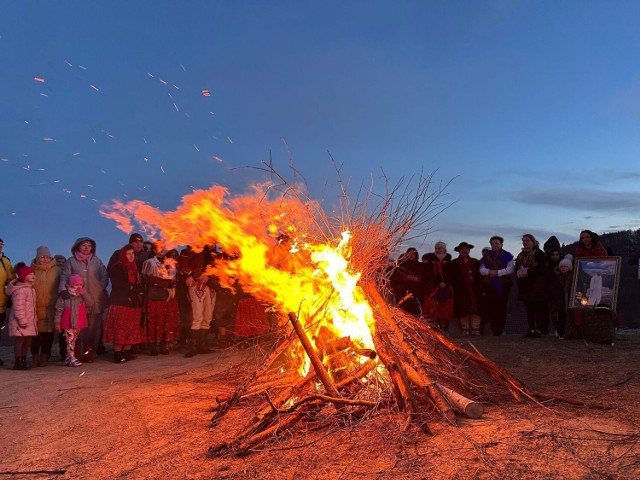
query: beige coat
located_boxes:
[31,258,61,332]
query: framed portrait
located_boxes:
[569,256,621,311]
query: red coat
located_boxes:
[574,242,608,257]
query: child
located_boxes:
[54,274,91,367]
[550,257,573,339]
[5,265,38,370]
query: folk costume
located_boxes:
[421,252,453,331]
[450,243,483,335]
[104,246,145,362]
[142,254,179,354]
[479,248,514,336]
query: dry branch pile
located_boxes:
[101,163,574,457]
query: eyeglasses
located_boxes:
[39,255,51,258]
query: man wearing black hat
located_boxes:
[450,242,483,335]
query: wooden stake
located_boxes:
[288,312,340,398]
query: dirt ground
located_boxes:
[1,332,639,480]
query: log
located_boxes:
[437,383,484,419]
[288,312,340,398]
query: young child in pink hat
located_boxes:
[54,274,91,367]
[5,265,38,370]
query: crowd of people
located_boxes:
[390,230,611,339]
[0,234,270,370]
[0,228,613,370]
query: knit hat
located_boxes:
[129,233,144,243]
[17,266,35,281]
[36,245,52,258]
[68,274,84,286]
[558,259,573,271]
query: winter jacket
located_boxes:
[31,258,61,332]
[5,280,38,336]
[108,262,144,308]
[54,290,89,330]
[0,254,14,314]
[59,237,109,314]
[515,248,548,304]
[450,256,483,317]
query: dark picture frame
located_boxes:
[569,256,621,312]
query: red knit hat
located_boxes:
[17,266,35,281]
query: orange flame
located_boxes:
[101,185,376,375]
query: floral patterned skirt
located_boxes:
[144,298,179,343]
[103,305,143,345]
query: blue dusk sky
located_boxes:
[1,1,639,266]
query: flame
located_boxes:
[101,185,376,376]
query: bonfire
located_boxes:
[101,166,574,456]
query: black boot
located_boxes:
[197,330,213,354]
[184,330,199,358]
[123,349,136,361]
[159,342,170,355]
[113,351,126,363]
[13,356,29,370]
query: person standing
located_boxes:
[104,245,145,363]
[59,237,109,362]
[515,234,548,337]
[479,236,514,336]
[421,242,453,332]
[180,244,217,357]
[54,274,90,367]
[142,241,179,355]
[450,242,483,335]
[5,266,38,370]
[30,246,60,366]
[0,238,15,366]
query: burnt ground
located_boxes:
[1,331,639,480]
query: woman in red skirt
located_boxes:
[141,241,179,355]
[104,245,144,363]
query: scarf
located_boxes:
[74,251,93,263]
[116,248,140,284]
[516,248,538,269]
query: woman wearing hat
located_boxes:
[29,246,60,366]
[450,242,483,335]
[515,234,548,337]
[59,237,109,361]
